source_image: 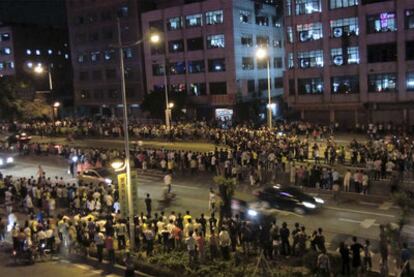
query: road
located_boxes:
[2,154,412,250]
[0,248,120,277]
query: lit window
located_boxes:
[295,0,321,15]
[297,22,323,42]
[255,16,269,26]
[206,10,223,25]
[329,0,358,10]
[0,63,3,71]
[368,73,397,92]
[288,53,294,68]
[330,17,359,37]
[170,84,186,93]
[189,83,206,96]
[168,61,186,75]
[152,64,165,76]
[331,75,359,94]
[297,50,324,68]
[287,27,294,43]
[240,10,251,24]
[0,33,10,41]
[118,5,128,18]
[286,0,292,16]
[208,58,225,72]
[405,9,414,29]
[256,35,269,46]
[3,48,11,55]
[298,78,324,94]
[90,51,100,62]
[185,14,202,27]
[207,34,225,49]
[104,49,115,61]
[48,49,53,55]
[407,72,414,91]
[167,17,182,31]
[168,40,184,53]
[36,50,41,55]
[367,13,397,33]
[330,47,359,65]
[27,62,33,68]
[123,48,133,58]
[78,53,85,63]
[65,54,69,59]
[26,49,32,55]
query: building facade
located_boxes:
[141,0,284,120]
[284,0,414,126]
[0,24,72,105]
[66,0,157,115]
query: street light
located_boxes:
[149,32,171,130]
[255,47,272,129]
[33,63,53,91]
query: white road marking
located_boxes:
[326,206,395,218]
[338,218,379,229]
[359,201,378,207]
[378,201,393,210]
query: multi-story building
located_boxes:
[0,24,72,105]
[141,0,284,120]
[284,0,414,126]
[66,0,158,115]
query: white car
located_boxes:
[77,168,116,186]
[0,154,15,168]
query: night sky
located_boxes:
[0,0,66,27]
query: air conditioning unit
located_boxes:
[333,27,343,38]
[299,31,311,42]
[333,55,344,66]
[300,58,310,68]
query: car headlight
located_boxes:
[302,201,316,209]
[104,178,112,184]
[0,159,3,165]
[6,157,13,163]
[314,197,324,204]
[247,209,258,217]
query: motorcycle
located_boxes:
[158,191,176,210]
[11,247,35,265]
[35,242,53,261]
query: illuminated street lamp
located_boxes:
[255,47,272,129]
[52,101,60,124]
[33,63,53,91]
[149,32,172,130]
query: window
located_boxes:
[108,89,119,99]
[89,32,99,42]
[101,11,112,22]
[149,20,164,32]
[248,80,255,93]
[367,13,397,33]
[273,40,282,48]
[123,48,133,59]
[256,16,269,26]
[256,35,269,46]
[188,60,205,74]
[35,50,41,55]
[272,17,282,28]
[93,89,104,100]
[152,64,165,76]
[5,62,14,69]
[405,9,414,29]
[207,34,225,49]
[274,57,283,68]
[151,43,164,55]
[102,29,113,40]
[297,22,323,42]
[118,5,128,18]
[286,0,292,16]
[92,70,102,80]
[90,51,100,62]
[287,27,294,43]
[104,49,115,61]
[26,49,32,55]
[206,10,223,25]
[274,77,283,89]
[288,53,294,68]
[186,14,202,27]
[168,39,184,53]
[1,47,11,55]
[0,33,10,41]
[330,17,359,37]
[78,53,86,63]
[330,47,360,65]
[367,43,396,63]
[170,84,186,93]
[187,37,204,51]
[208,58,225,72]
[241,34,253,47]
[80,90,90,100]
[407,72,414,91]
[368,73,397,92]
[242,57,254,70]
[240,10,251,24]
[331,75,359,94]
[258,79,269,92]
[79,71,89,81]
[298,78,324,94]
[48,49,53,55]
[167,17,182,31]
[189,83,206,96]
[330,0,358,9]
[289,79,295,95]
[168,61,186,75]
[298,50,324,68]
[257,58,268,70]
[210,82,227,95]
[362,0,393,4]
[295,0,321,15]
[407,41,414,60]
[105,68,116,79]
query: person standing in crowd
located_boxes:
[351,236,363,276]
[401,242,411,276]
[339,242,350,276]
[145,194,152,217]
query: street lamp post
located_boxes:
[52,101,60,124]
[256,47,272,129]
[150,33,171,130]
[34,64,53,91]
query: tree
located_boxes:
[0,77,22,120]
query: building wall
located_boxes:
[284,0,414,127]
